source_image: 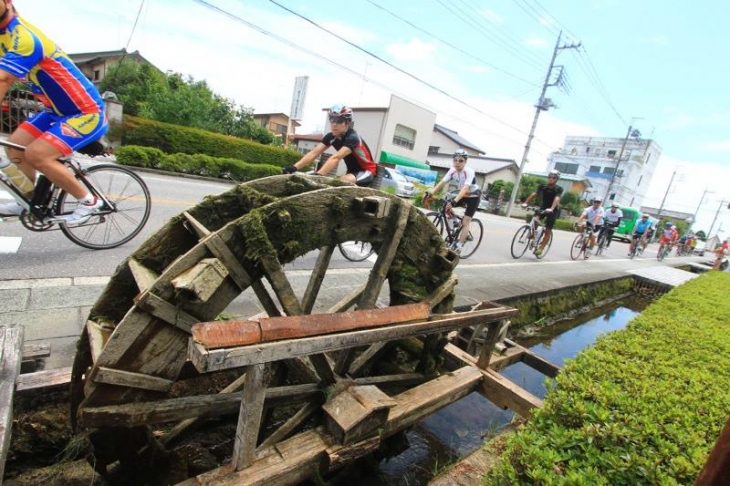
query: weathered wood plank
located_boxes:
[190,306,517,372]
[86,319,111,363]
[128,258,159,293]
[425,274,458,309]
[182,210,211,239]
[323,386,396,445]
[301,245,334,314]
[233,364,266,470]
[93,366,174,393]
[20,343,50,361]
[476,319,509,369]
[347,342,389,377]
[192,303,430,349]
[135,291,199,334]
[0,325,23,480]
[521,347,562,378]
[479,368,542,418]
[15,366,72,393]
[326,283,366,314]
[171,258,229,303]
[258,401,320,450]
[81,383,322,428]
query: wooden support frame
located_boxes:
[0,324,23,480]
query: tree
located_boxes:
[486,179,513,198]
[695,230,707,240]
[518,175,541,202]
[99,61,166,117]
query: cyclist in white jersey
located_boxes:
[424,149,481,254]
[599,203,623,248]
[575,198,605,256]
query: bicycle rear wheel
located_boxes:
[457,218,483,259]
[657,245,667,262]
[338,240,375,262]
[510,225,531,259]
[595,233,606,256]
[570,234,585,260]
[56,165,151,250]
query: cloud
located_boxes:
[698,140,730,151]
[385,38,437,62]
[523,36,548,48]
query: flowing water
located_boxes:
[341,299,643,485]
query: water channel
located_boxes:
[335,297,647,485]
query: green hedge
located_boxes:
[115,145,281,181]
[119,115,301,167]
[486,271,730,485]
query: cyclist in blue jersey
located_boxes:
[282,104,377,186]
[0,0,108,225]
[628,213,652,256]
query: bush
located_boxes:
[115,145,281,181]
[119,115,301,167]
[486,271,730,484]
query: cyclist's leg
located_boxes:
[540,211,557,250]
[458,197,479,245]
[341,170,374,187]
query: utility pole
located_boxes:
[656,169,680,218]
[707,199,728,239]
[691,188,713,230]
[602,122,641,202]
[505,32,581,217]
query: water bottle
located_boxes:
[0,156,34,197]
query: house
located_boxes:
[68,49,159,86]
[429,124,483,157]
[547,135,662,208]
[525,171,592,200]
[252,113,300,142]
[290,133,323,155]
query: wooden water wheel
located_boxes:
[70,174,465,481]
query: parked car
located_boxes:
[380,167,415,198]
[477,196,491,212]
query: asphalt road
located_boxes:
[0,170,707,283]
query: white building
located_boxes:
[547,135,662,208]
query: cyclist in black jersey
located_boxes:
[520,170,563,256]
[282,104,377,186]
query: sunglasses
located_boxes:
[453,158,466,163]
[329,116,348,124]
[548,176,558,179]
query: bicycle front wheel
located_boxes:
[570,234,585,260]
[457,218,483,259]
[426,211,445,237]
[56,165,151,250]
[595,233,607,256]
[510,225,531,259]
[338,241,375,262]
[657,245,666,262]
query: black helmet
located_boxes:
[548,170,560,180]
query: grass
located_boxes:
[484,271,730,485]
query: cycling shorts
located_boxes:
[352,170,374,187]
[20,111,108,156]
[454,196,479,218]
[537,208,559,229]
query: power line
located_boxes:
[125,0,146,51]
[364,0,539,86]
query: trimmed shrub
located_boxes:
[485,271,730,485]
[114,145,165,169]
[120,115,301,167]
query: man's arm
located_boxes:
[291,143,327,171]
[522,193,536,206]
[315,145,351,175]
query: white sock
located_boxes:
[80,193,96,205]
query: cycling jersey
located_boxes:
[442,165,480,197]
[533,183,563,210]
[634,219,651,234]
[322,128,376,176]
[604,208,623,225]
[582,206,604,226]
[660,228,678,244]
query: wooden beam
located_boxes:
[326,283,366,314]
[233,364,266,470]
[171,258,229,303]
[128,258,159,293]
[92,366,174,393]
[425,274,458,309]
[86,319,111,363]
[347,342,389,377]
[190,306,517,372]
[80,383,322,428]
[301,245,334,314]
[476,319,509,369]
[134,291,199,333]
[258,401,321,450]
[15,366,72,393]
[21,343,50,361]
[478,368,542,418]
[1,325,23,479]
[182,211,211,239]
[521,348,562,378]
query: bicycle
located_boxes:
[594,224,615,256]
[0,139,151,250]
[657,242,672,262]
[628,235,646,259]
[570,223,594,260]
[510,210,553,259]
[424,194,483,258]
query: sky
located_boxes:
[19,0,730,238]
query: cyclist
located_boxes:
[658,223,679,253]
[575,198,604,258]
[282,104,376,186]
[521,169,563,256]
[628,213,652,256]
[599,203,623,248]
[424,148,480,254]
[713,238,729,270]
[0,1,108,225]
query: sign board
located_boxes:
[289,76,308,121]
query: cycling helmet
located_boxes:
[592,198,602,203]
[453,148,468,159]
[328,104,353,121]
[548,170,560,179]
[611,203,619,208]
[671,225,677,230]
[641,213,649,218]
[665,222,672,227]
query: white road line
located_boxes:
[0,236,22,253]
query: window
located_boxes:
[93,70,100,81]
[602,167,615,175]
[554,162,578,175]
[607,150,616,158]
[392,124,416,150]
[428,146,440,154]
[589,165,601,173]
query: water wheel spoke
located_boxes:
[301,245,335,314]
[327,283,366,313]
[233,363,266,470]
[258,401,321,450]
[348,342,390,377]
